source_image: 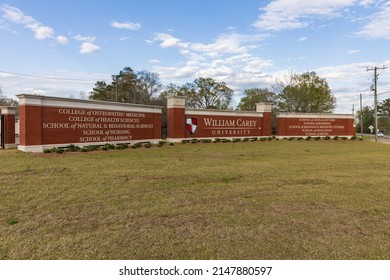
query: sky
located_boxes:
[1,0,390,113]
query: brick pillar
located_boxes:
[0,106,17,149]
[17,94,43,152]
[256,103,272,136]
[166,96,186,141]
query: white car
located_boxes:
[378,132,384,137]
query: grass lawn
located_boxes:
[0,139,389,259]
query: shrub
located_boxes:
[191,139,199,144]
[131,143,142,149]
[115,143,128,150]
[314,137,321,141]
[306,136,312,141]
[333,136,339,140]
[158,140,166,146]
[233,138,242,142]
[85,145,99,151]
[267,137,273,141]
[43,149,51,153]
[341,137,348,140]
[56,148,64,154]
[144,143,152,148]
[80,147,88,152]
[351,136,357,140]
[104,143,115,150]
[169,142,175,146]
[66,144,80,152]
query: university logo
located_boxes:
[186,117,197,135]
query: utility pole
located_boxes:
[367,66,387,142]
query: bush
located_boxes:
[56,148,64,154]
[169,142,175,146]
[43,149,51,153]
[80,147,88,152]
[85,145,99,151]
[314,137,321,141]
[66,144,80,152]
[333,136,339,140]
[131,143,142,149]
[267,137,273,141]
[115,143,128,150]
[306,136,312,141]
[144,143,152,148]
[232,138,242,142]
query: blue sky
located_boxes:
[1,0,390,112]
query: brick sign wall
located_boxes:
[276,112,355,138]
[167,96,272,141]
[17,94,162,152]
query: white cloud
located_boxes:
[1,4,66,43]
[1,4,33,25]
[56,35,69,45]
[154,32,265,56]
[253,0,356,31]
[74,34,96,42]
[110,20,141,30]
[154,33,189,48]
[356,2,390,39]
[298,37,308,42]
[348,49,361,54]
[148,59,161,64]
[80,42,101,54]
[27,24,54,39]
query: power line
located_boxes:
[0,70,105,83]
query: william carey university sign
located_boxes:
[11,95,356,153]
[167,96,272,140]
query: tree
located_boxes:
[378,98,390,117]
[0,86,18,106]
[356,106,375,134]
[237,88,276,111]
[89,67,162,105]
[274,71,336,113]
[0,86,8,105]
[180,77,234,109]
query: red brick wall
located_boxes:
[183,114,266,138]
[3,114,16,145]
[167,107,185,139]
[18,105,42,146]
[276,115,355,137]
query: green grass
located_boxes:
[0,140,389,260]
